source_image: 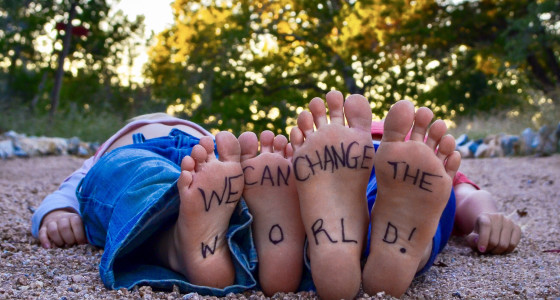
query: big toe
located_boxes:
[239,131,258,162]
[382,100,415,143]
[216,131,241,162]
[344,94,373,133]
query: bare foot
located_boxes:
[290,91,374,300]
[362,100,461,297]
[239,131,305,296]
[156,132,244,288]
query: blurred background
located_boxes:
[1,0,559,142]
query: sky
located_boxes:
[114,0,174,84]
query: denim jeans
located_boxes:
[76,129,258,295]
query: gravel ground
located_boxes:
[1,155,559,299]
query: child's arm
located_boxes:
[39,208,87,248]
[454,183,522,254]
[32,157,94,248]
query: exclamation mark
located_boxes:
[399,227,417,254]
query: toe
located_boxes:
[216,131,241,162]
[445,151,461,178]
[410,107,433,142]
[239,131,258,162]
[259,131,275,153]
[436,134,456,162]
[290,127,304,152]
[181,155,196,172]
[190,144,209,171]
[177,169,194,190]
[199,136,216,156]
[426,120,447,150]
[325,90,345,126]
[297,110,315,138]
[381,100,415,143]
[309,97,328,129]
[273,134,289,156]
[343,94,373,133]
[285,143,294,160]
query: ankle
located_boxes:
[416,241,434,272]
[146,223,180,271]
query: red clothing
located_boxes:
[371,120,480,190]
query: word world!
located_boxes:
[311,218,357,245]
[382,222,417,254]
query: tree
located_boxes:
[389,0,560,114]
[0,0,147,121]
[142,0,557,135]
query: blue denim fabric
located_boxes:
[76,129,257,296]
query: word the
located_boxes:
[243,164,291,187]
[199,173,243,211]
[294,142,374,181]
[387,161,442,192]
[382,222,416,254]
[311,218,357,245]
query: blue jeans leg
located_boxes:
[76,131,257,296]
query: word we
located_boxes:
[199,173,243,211]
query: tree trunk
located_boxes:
[544,46,560,83]
[30,71,48,112]
[49,1,78,120]
[526,53,553,89]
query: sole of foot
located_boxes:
[239,130,305,296]
[172,132,244,288]
[290,91,374,300]
[362,100,461,297]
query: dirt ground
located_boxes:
[0,155,559,299]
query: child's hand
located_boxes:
[38,209,87,249]
[465,212,521,254]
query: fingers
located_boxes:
[465,232,479,250]
[493,220,512,254]
[487,214,503,253]
[472,213,522,255]
[508,224,522,253]
[38,226,51,249]
[46,221,65,247]
[40,211,87,248]
[474,214,492,253]
[58,217,77,246]
[70,214,87,245]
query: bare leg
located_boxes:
[362,101,461,297]
[239,131,305,296]
[290,91,374,300]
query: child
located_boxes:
[31,92,521,298]
[32,113,260,295]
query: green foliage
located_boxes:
[145,0,560,136]
[0,0,151,139]
[0,107,126,142]
[1,0,559,140]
